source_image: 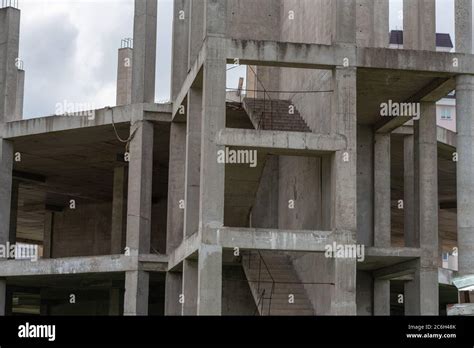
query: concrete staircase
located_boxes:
[242,251,314,316]
[242,98,311,132]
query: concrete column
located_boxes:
[111,166,127,254]
[182,259,198,315]
[116,48,133,106]
[124,120,153,316]
[455,0,472,54]
[321,155,332,230]
[126,121,154,255]
[418,103,439,267]
[131,0,157,104]
[124,270,149,315]
[14,69,24,120]
[356,0,389,48]
[0,139,13,247]
[165,272,183,315]
[9,178,18,245]
[405,262,438,315]
[0,7,20,123]
[109,288,121,316]
[197,244,222,315]
[188,0,205,70]
[357,125,374,246]
[43,211,53,258]
[404,135,417,247]
[184,87,202,237]
[374,279,390,315]
[456,75,474,276]
[166,123,185,254]
[331,67,357,315]
[405,102,439,315]
[332,0,357,44]
[204,0,228,37]
[403,0,436,51]
[0,279,5,316]
[199,38,226,236]
[374,133,391,247]
[171,0,190,100]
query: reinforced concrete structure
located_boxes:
[0,0,474,316]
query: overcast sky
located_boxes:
[18,0,456,118]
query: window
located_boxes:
[440,106,452,121]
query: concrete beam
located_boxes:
[227,39,354,69]
[0,7,20,123]
[131,0,157,103]
[214,227,333,252]
[216,128,347,154]
[167,231,200,271]
[0,255,139,277]
[373,259,418,280]
[1,103,171,139]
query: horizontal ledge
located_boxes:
[2,103,172,139]
[215,227,334,252]
[216,128,346,153]
[0,254,168,277]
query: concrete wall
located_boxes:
[278,156,322,230]
[252,155,279,228]
[227,0,281,41]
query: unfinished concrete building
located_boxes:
[1,0,474,316]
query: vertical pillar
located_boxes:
[188,0,205,70]
[182,259,198,315]
[197,244,222,315]
[404,135,416,247]
[331,66,357,315]
[166,123,186,253]
[456,75,474,276]
[374,279,390,315]
[332,0,357,44]
[124,270,149,315]
[374,133,391,247]
[0,139,13,316]
[165,272,183,315]
[357,125,374,246]
[9,179,18,245]
[116,47,133,106]
[403,0,436,51]
[109,287,121,316]
[0,7,20,123]
[405,102,439,315]
[43,211,53,258]
[14,69,24,120]
[184,87,202,237]
[455,0,472,54]
[131,0,157,104]
[111,166,127,254]
[124,120,154,315]
[356,0,389,48]
[171,0,190,99]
